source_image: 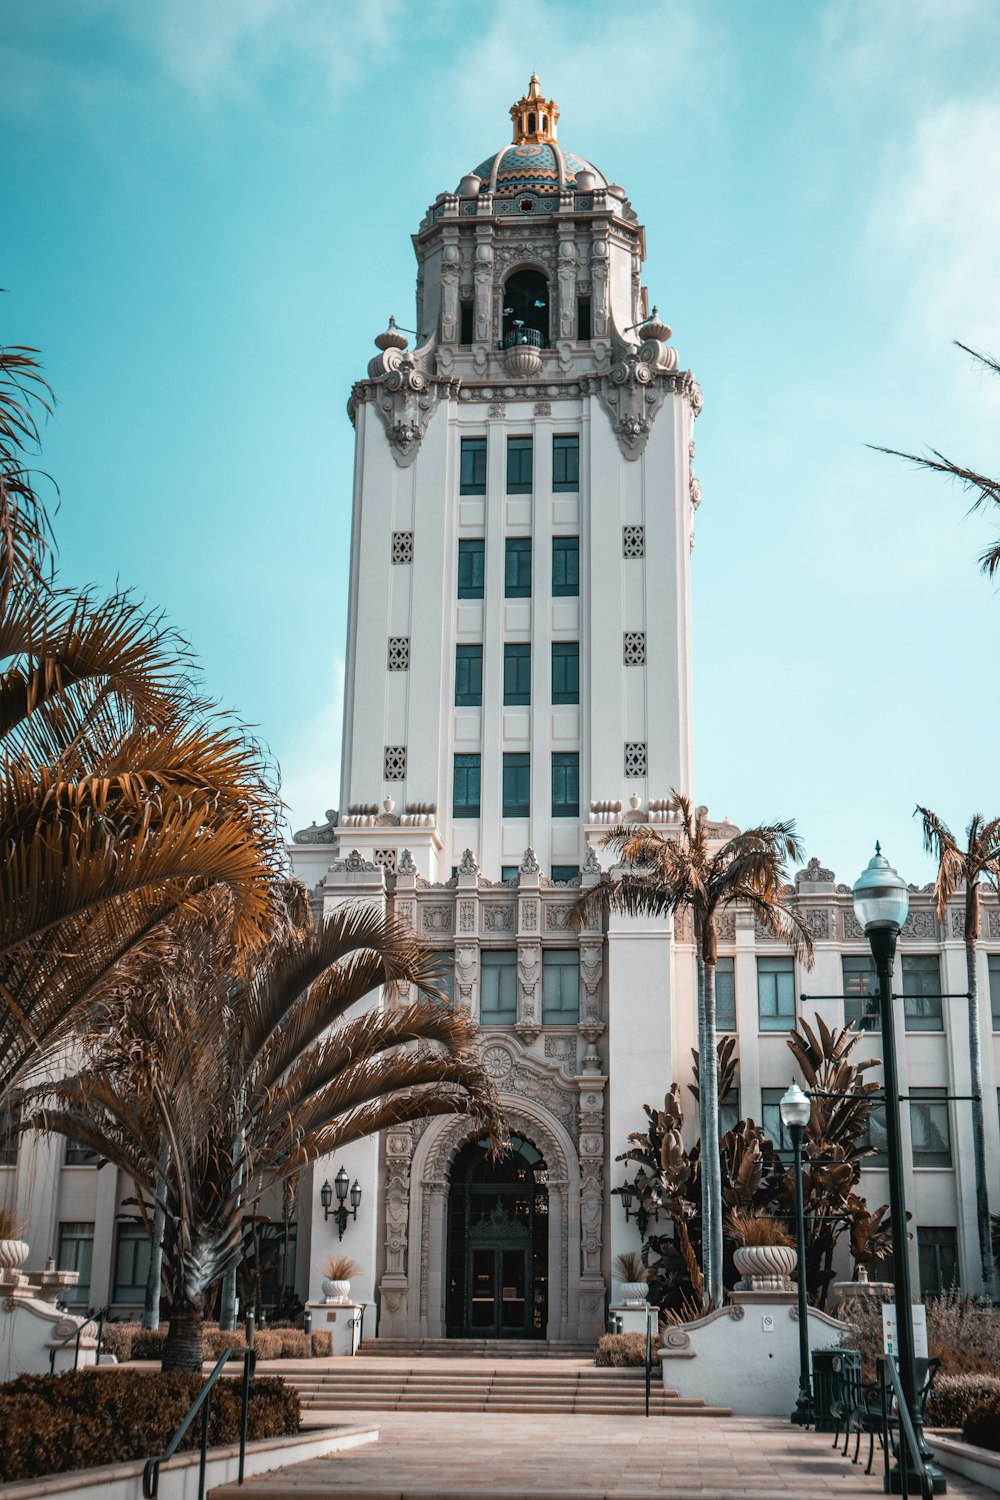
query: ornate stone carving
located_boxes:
[329,849,378,872]
[533,401,551,416]
[292,809,338,844]
[843,910,865,940]
[576,1075,606,1279]
[483,904,515,932]
[715,910,736,941]
[545,903,574,932]
[989,911,1000,939]
[488,402,506,419]
[516,943,542,1042]
[520,898,538,932]
[459,900,476,933]
[383,1125,413,1273]
[582,846,602,876]
[804,908,832,940]
[952,908,972,939]
[545,1036,577,1062]
[579,940,603,1025]
[796,857,835,887]
[458,848,479,875]
[520,847,540,874]
[901,909,937,940]
[673,908,694,943]
[455,944,478,1011]
[397,848,416,874]
[350,342,457,469]
[421,903,453,935]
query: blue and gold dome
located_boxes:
[460,76,609,197]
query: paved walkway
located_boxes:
[227,1409,994,1499]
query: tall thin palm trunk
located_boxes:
[141,1144,169,1331]
[703,957,723,1308]
[967,940,997,1299]
[695,951,712,1306]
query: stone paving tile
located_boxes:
[226,1410,994,1499]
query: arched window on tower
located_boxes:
[527,111,536,134]
[502,268,549,350]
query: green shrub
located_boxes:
[130,1326,168,1360]
[594,1332,660,1368]
[926,1375,1000,1428]
[99,1322,135,1363]
[310,1331,332,1357]
[0,1370,300,1483]
[965,1394,1000,1453]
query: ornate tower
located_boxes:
[332,76,702,883]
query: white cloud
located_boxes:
[277,654,344,839]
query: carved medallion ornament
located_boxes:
[579,319,700,460]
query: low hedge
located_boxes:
[926,1374,1000,1429]
[965,1394,1000,1454]
[102,1322,331,1362]
[594,1332,661,1368]
[0,1370,300,1483]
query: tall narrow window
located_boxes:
[57,1222,94,1307]
[113,1222,151,1302]
[762,1089,794,1159]
[503,643,531,705]
[577,298,591,341]
[542,951,579,1023]
[551,752,579,817]
[843,954,879,1030]
[551,642,579,704]
[917,1227,958,1296]
[455,645,483,706]
[715,956,736,1032]
[757,956,796,1031]
[453,754,481,818]
[988,954,1000,1029]
[0,1095,19,1167]
[902,955,943,1032]
[910,1088,952,1166]
[552,435,580,492]
[505,537,532,597]
[458,538,485,598]
[552,536,579,596]
[719,1086,741,1138]
[502,752,530,817]
[459,301,474,346]
[428,951,455,1010]
[506,436,533,494]
[460,437,487,495]
[481,951,517,1025]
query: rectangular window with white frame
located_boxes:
[542,951,579,1024]
[757,956,796,1031]
[57,1222,95,1307]
[714,957,736,1032]
[480,951,517,1026]
[910,1087,951,1167]
[901,954,943,1032]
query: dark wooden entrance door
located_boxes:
[445,1134,548,1339]
[467,1201,531,1336]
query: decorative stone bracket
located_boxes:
[582,334,703,460]
[349,336,459,469]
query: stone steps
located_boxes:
[356,1338,594,1359]
[282,1365,732,1418]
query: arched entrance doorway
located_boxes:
[445,1134,548,1338]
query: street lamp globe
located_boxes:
[779,1081,811,1131]
[852,844,909,933]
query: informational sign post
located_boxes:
[881,1303,928,1360]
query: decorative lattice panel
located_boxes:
[624,742,647,778]
[391,531,414,564]
[384,746,407,780]
[623,631,646,666]
[623,525,645,559]
[373,848,398,873]
[387,636,410,671]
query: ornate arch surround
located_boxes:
[407,1092,581,1340]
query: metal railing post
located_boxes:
[644,1303,652,1419]
[198,1390,211,1500]
[239,1345,254,1485]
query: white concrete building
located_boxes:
[5,79,1000,1340]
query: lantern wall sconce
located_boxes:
[619,1168,660,1238]
[320,1165,362,1240]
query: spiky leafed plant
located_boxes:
[915,807,999,1299]
[0,343,282,1094]
[871,341,1000,577]
[574,793,813,1307]
[32,897,503,1371]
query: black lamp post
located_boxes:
[320,1165,362,1241]
[853,846,944,1493]
[780,1080,813,1427]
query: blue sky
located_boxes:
[3,0,999,886]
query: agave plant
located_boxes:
[32,896,502,1370]
[0,343,282,1094]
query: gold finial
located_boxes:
[510,75,559,145]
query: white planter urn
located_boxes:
[503,344,543,379]
[0,1238,29,1271]
[620,1281,649,1305]
[732,1244,797,1293]
[321,1278,351,1303]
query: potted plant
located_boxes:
[727,1208,796,1292]
[613,1251,649,1304]
[0,1207,29,1272]
[320,1253,361,1303]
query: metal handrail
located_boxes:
[49,1304,109,1374]
[351,1302,368,1354]
[644,1304,653,1419]
[878,1356,933,1500]
[142,1345,256,1500]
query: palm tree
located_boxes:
[32,897,502,1370]
[574,793,813,1308]
[0,343,283,1093]
[872,341,1000,577]
[916,806,999,1299]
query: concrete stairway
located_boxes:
[356,1337,594,1359]
[284,1363,731,1417]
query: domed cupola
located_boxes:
[463,75,609,198]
